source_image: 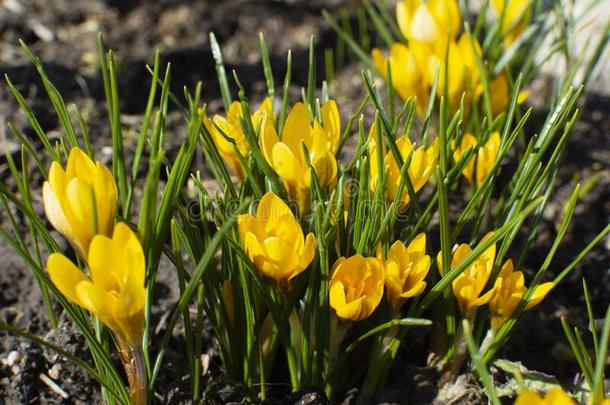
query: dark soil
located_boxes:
[0,0,608,404]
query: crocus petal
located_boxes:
[237,214,261,244]
[115,270,146,318]
[65,178,95,231]
[372,48,388,76]
[244,231,266,266]
[47,253,89,306]
[263,236,300,280]
[282,102,313,154]
[396,0,418,41]
[310,151,338,188]
[75,279,117,317]
[543,388,574,404]
[451,244,472,270]
[321,99,340,151]
[400,281,426,298]
[43,182,85,257]
[296,232,316,271]
[226,101,242,125]
[265,213,304,252]
[429,0,461,39]
[93,162,117,236]
[514,391,543,405]
[329,281,347,310]
[210,116,236,154]
[272,142,303,183]
[409,255,431,284]
[260,116,280,166]
[66,148,97,180]
[469,286,497,309]
[410,3,439,42]
[525,282,553,310]
[87,234,122,291]
[257,191,295,221]
[390,43,421,89]
[335,296,369,321]
[408,233,427,257]
[113,223,145,287]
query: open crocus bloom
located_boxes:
[237,192,316,288]
[369,122,439,206]
[203,97,274,180]
[453,132,501,186]
[261,101,340,212]
[490,259,553,331]
[43,147,118,260]
[330,255,385,321]
[438,237,497,316]
[47,222,145,345]
[381,233,431,310]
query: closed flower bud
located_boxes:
[43,147,118,260]
[237,192,316,288]
[330,255,384,321]
[380,233,431,311]
[490,259,553,332]
[47,222,145,345]
[453,132,501,186]
[438,237,497,315]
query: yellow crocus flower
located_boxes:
[482,73,529,116]
[396,0,461,46]
[372,42,429,112]
[203,97,274,180]
[421,33,482,108]
[47,222,145,345]
[369,122,439,205]
[237,192,316,288]
[43,147,118,260]
[490,259,553,331]
[438,238,497,315]
[491,0,532,46]
[380,233,431,310]
[515,388,575,405]
[453,132,501,186]
[261,101,340,212]
[329,255,384,321]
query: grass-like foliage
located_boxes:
[0,0,609,403]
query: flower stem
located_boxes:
[119,341,147,405]
[444,311,476,380]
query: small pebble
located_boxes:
[6,351,20,367]
[11,365,20,375]
[49,363,61,380]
